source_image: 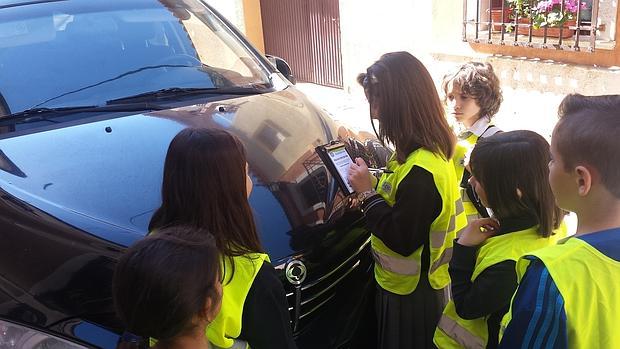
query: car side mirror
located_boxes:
[266,55,296,84]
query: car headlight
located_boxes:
[0,319,88,349]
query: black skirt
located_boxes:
[375,272,445,349]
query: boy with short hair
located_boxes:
[499,94,620,348]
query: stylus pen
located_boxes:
[368,167,394,174]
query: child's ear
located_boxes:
[203,296,220,323]
[575,165,593,197]
[203,283,223,323]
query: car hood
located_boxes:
[0,87,346,260]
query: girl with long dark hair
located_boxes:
[434,131,566,349]
[348,51,467,348]
[149,128,296,349]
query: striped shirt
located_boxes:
[499,227,620,349]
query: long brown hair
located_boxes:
[358,51,455,163]
[149,128,263,257]
[470,130,564,237]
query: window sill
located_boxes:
[469,39,620,67]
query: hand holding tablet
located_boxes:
[315,141,355,195]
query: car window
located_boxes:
[0,0,272,114]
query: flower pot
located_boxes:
[516,18,576,38]
[488,8,513,32]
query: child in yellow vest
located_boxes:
[434,130,566,349]
[348,52,465,349]
[113,226,222,349]
[149,128,296,349]
[443,62,503,223]
[500,94,620,348]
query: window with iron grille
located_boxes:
[462,0,616,52]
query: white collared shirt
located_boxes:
[457,117,500,168]
[467,117,491,137]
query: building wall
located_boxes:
[334,0,620,135]
[242,0,265,53]
[208,0,246,32]
[423,0,620,136]
[233,0,619,135]
[338,0,620,87]
[338,0,434,93]
[207,0,265,53]
[599,0,617,41]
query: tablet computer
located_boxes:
[316,141,355,195]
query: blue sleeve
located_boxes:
[499,259,568,349]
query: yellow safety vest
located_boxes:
[506,237,620,348]
[453,126,500,224]
[373,148,466,294]
[207,253,270,349]
[434,225,566,349]
[453,133,478,187]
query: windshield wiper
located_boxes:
[106,86,271,104]
[3,103,166,123]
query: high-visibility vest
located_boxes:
[453,132,478,187]
[453,126,500,224]
[434,225,565,349]
[373,148,467,294]
[207,253,269,349]
[505,236,620,348]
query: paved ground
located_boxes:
[296,83,373,133]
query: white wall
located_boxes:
[599,0,618,41]
[207,0,246,33]
[338,0,434,93]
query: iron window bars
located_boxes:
[462,0,601,52]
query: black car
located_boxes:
[0,0,389,348]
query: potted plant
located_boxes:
[488,0,512,32]
[507,0,586,38]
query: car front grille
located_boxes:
[284,236,371,332]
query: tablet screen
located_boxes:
[326,144,355,193]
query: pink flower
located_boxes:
[536,0,554,12]
[534,0,582,14]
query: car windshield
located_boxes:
[0,0,273,116]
